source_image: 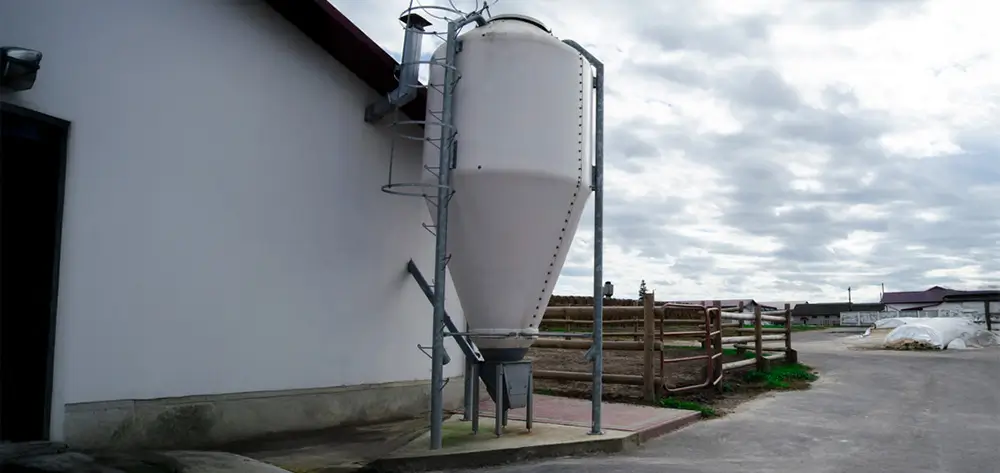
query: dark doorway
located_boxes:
[1,102,70,441]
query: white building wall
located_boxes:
[907,301,1000,317]
[1,0,465,441]
[843,301,999,326]
[885,303,934,311]
[885,301,1000,315]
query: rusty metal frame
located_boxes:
[657,304,724,394]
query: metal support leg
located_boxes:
[563,38,605,437]
[428,11,485,450]
[494,364,504,437]
[462,359,473,421]
[471,363,480,434]
[526,374,534,431]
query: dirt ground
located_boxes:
[528,346,765,413]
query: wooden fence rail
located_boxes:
[533,339,656,351]
[720,312,786,323]
[720,303,797,372]
[531,370,648,386]
[534,293,663,400]
[544,306,665,320]
[532,298,799,400]
[541,318,719,325]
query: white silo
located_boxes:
[422,14,595,362]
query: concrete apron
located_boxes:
[367,413,700,473]
[255,395,700,473]
[2,397,700,473]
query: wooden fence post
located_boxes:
[985,300,993,332]
[658,295,665,393]
[642,292,656,402]
[633,298,640,341]
[735,301,747,356]
[754,304,769,372]
[704,300,721,349]
[564,311,571,340]
[785,303,797,364]
[712,300,723,383]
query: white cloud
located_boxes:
[333,0,1000,302]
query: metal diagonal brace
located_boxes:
[406,260,484,363]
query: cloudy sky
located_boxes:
[333,0,1000,303]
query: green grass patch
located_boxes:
[658,397,717,418]
[727,348,757,359]
[743,363,818,389]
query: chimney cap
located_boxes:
[399,13,432,30]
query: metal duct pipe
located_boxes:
[364,13,432,123]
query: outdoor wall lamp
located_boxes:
[603,281,614,298]
[1,47,43,92]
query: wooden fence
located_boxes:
[719,303,798,372]
[532,296,798,401]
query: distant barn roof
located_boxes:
[880,286,997,305]
[792,302,884,317]
[666,299,777,310]
[941,291,1000,302]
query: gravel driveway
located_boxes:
[452,331,1000,473]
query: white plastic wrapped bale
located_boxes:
[874,317,924,329]
[883,318,1000,350]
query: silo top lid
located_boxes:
[487,14,551,33]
